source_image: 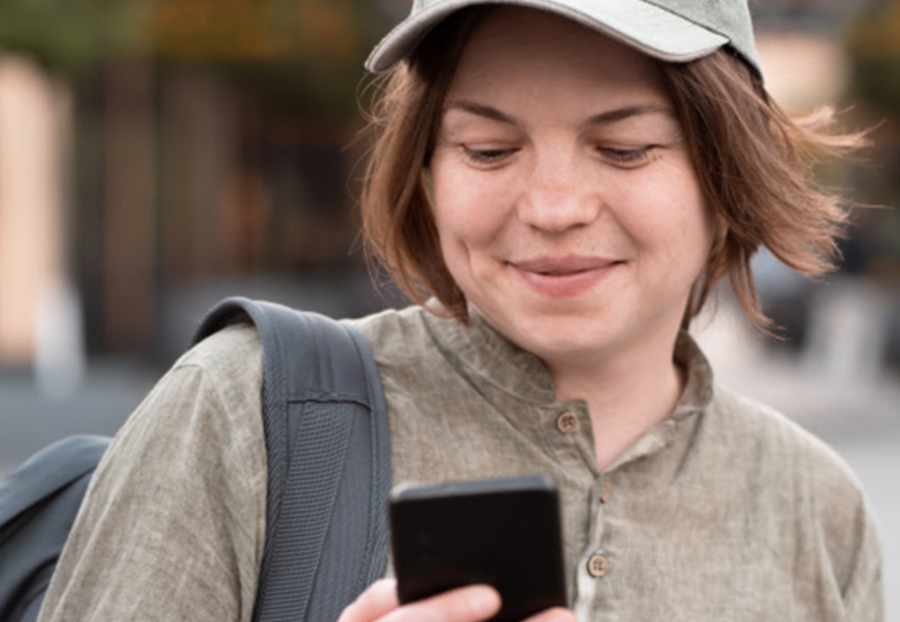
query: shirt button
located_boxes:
[556,412,578,433]
[599,479,611,504]
[587,553,609,578]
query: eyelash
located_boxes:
[462,146,516,164]
[599,147,653,166]
[460,145,656,167]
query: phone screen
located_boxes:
[389,475,567,622]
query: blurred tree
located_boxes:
[844,0,900,280]
[846,0,900,111]
[0,0,390,117]
[149,0,389,118]
[0,0,146,75]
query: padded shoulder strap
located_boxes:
[194,297,391,622]
[0,436,110,528]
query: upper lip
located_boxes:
[512,256,619,275]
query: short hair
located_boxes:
[359,7,863,332]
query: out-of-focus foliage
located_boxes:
[845,0,900,111]
[0,0,391,116]
[150,0,389,115]
[844,0,900,279]
[0,0,146,75]
[152,0,364,63]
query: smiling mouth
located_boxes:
[514,257,620,275]
[510,257,622,297]
[535,267,607,276]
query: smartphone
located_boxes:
[389,474,567,622]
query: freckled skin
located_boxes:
[429,8,715,374]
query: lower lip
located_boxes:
[514,263,620,298]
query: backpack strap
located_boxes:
[193,297,391,622]
[0,436,111,622]
[0,436,110,531]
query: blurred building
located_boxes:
[0,59,72,367]
[0,0,399,375]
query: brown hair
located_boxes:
[359,9,864,331]
[662,52,863,331]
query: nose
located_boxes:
[517,153,601,233]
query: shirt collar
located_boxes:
[423,304,715,416]
[423,304,557,404]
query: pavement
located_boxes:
[0,359,159,472]
[1,306,897,617]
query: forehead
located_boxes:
[448,7,668,105]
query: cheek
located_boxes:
[680,178,715,254]
[670,195,715,275]
[626,167,713,269]
[430,163,508,250]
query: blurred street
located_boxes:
[0,359,157,474]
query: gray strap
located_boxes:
[194,297,391,622]
[0,436,109,527]
[0,436,110,622]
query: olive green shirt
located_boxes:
[38,305,883,622]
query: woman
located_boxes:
[38,1,882,621]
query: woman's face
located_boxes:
[429,7,715,365]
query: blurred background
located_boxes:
[0,0,897,614]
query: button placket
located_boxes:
[599,477,611,504]
[574,476,615,616]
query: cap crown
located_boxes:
[375,0,761,76]
[642,0,757,70]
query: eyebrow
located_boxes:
[444,100,673,128]
[444,101,517,125]
[581,104,674,129]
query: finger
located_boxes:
[382,585,501,622]
[521,607,577,622]
[338,579,400,622]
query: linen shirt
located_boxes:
[38,304,883,622]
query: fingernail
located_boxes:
[469,587,500,616]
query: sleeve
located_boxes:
[838,491,884,622]
[807,432,885,622]
[36,324,267,622]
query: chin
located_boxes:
[512,316,617,358]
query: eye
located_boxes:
[462,146,518,166]
[598,146,654,167]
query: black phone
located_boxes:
[389,474,567,622]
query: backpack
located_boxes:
[0,297,392,622]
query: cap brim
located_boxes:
[365,0,729,73]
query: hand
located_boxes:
[337,579,576,622]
